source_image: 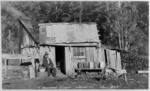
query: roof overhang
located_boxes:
[38,22,97,26]
[40,42,100,47]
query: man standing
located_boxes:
[42,52,56,77]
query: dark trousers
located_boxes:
[47,67,57,77]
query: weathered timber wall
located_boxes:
[72,47,98,69]
[71,47,122,71]
[35,45,122,75]
[21,28,36,48]
[22,47,39,55]
[20,22,39,63]
[21,47,39,63]
[98,48,106,68]
[105,49,122,70]
[65,47,74,75]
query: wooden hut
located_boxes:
[18,21,122,76]
[18,18,39,62]
[19,19,39,55]
[38,23,122,76]
[2,18,40,79]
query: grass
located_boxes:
[2,73,148,89]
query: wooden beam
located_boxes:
[123,63,128,85]
[2,57,32,59]
[2,66,28,70]
[2,54,39,59]
[65,47,74,75]
[21,46,38,49]
[2,54,39,57]
[38,22,97,26]
[40,43,98,47]
[137,70,148,73]
[4,59,7,75]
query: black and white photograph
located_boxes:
[1,0,149,89]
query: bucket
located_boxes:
[94,62,99,68]
[73,63,78,69]
[78,62,83,69]
[89,62,94,69]
[83,62,89,69]
[98,62,101,68]
[100,61,105,68]
[39,68,46,72]
[35,63,39,72]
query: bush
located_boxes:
[121,53,148,72]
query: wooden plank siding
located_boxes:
[20,23,39,64]
[21,29,39,55]
[21,47,39,63]
[19,19,39,62]
[70,47,122,71]
[65,46,99,75]
[71,47,99,72]
[65,47,74,75]
[116,52,122,69]
[20,24,37,48]
[98,48,106,68]
[93,47,98,63]
[22,47,39,55]
[105,49,122,70]
[86,47,94,62]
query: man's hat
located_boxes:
[45,52,49,55]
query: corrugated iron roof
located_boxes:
[39,23,100,44]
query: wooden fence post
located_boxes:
[4,59,7,76]
[123,63,128,85]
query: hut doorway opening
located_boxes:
[55,46,66,74]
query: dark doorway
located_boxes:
[55,46,66,74]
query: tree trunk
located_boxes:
[121,34,124,50]
[125,29,128,51]
[106,2,109,11]
[118,32,122,50]
[79,2,82,23]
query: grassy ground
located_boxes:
[2,73,148,89]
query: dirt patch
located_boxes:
[2,73,148,89]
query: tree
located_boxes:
[101,2,141,51]
[1,1,148,55]
[1,2,20,53]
